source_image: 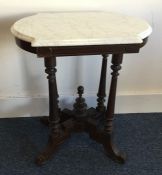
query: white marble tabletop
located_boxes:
[11,12,152,47]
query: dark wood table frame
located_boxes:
[15,37,148,166]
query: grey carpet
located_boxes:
[0,113,161,175]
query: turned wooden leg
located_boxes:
[96,54,108,112]
[35,56,70,165]
[104,54,126,164]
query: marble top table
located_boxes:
[11,12,152,47]
[11,12,152,166]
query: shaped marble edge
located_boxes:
[11,12,152,47]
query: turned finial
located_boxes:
[78,86,84,97]
[73,86,87,118]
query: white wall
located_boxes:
[0,0,161,117]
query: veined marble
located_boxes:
[11,12,152,47]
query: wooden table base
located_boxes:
[34,53,126,166]
[36,107,126,166]
[13,38,148,166]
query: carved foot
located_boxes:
[35,131,70,166]
[85,119,126,164]
[103,135,126,164]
